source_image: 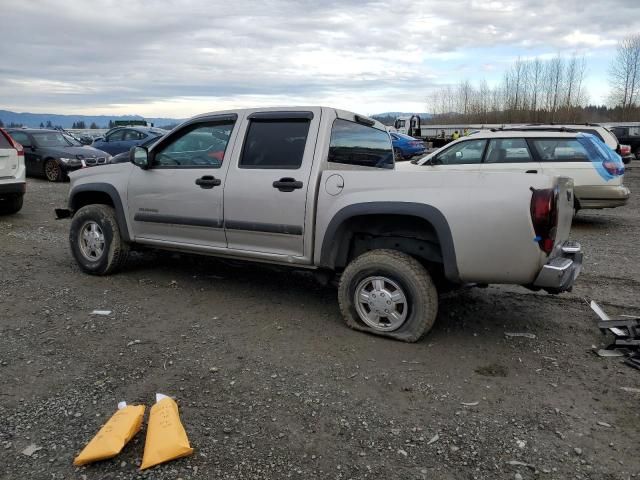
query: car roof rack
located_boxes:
[490,126,579,133]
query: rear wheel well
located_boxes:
[330,214,444,270]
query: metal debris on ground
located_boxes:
[21,444,42,457]
[504,332,536,339]
[90,310,112,316]
[589,301,640,369]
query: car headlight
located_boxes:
[59,157,81,165]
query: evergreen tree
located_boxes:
[39,122,45,128]
[45,120,53,128]
[89,122,99,129]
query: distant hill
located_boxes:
[0,110,183,129]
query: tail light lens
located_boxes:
[0,128,24,157]
[530,188,558,254]
[603,160,624,176]
[620,144,631,155]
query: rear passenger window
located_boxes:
[124,130,144,141]
[240,120,310,169]
[484,138,532,163]
[153,122,234,168]
[107,130,125,141]
[8,131,31,147]
[531,139,590,162]
[328,119,393,169]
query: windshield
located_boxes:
[63,134,82,146]
[32,132,73,147]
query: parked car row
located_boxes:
[0,126,167,183]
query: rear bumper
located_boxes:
[0,182,26,197]
[532,241,582,293]
[575,185,630,209]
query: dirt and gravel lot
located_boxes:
[1,166,639,480]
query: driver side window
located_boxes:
[436,139,487,165]
[152,122,235,168]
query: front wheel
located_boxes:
[44,159,63,182]
[69,204,129,275]
[338,249,438,342]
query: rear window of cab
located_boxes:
[328,119,393,169]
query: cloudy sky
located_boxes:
[1,0,639,118]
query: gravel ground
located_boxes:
[1,166,639,480]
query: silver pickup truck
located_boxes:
[57,107,582,342]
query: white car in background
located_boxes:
[0,128,26,214]
[400,128,630,210]
[505,124,633,164]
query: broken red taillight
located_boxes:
[530,188,558,254]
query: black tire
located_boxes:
[0,195,23,215]
[69,204,129,275]
[44,158,63,182]
[338,249,438,342]
[393,147,404,161]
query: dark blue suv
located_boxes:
[92,126,165,155]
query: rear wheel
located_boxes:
[338,249,438,342]
[44,159,63,182]
[69,204,129,275]
[393,147,404,161]
[0,195,23,215]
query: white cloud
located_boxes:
[0,0,638,116]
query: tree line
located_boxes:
[425,34,640,124]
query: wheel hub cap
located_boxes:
[354,276,408,332]
[79,221,105,260]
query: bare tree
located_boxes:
[608,34,640,120]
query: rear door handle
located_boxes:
[525,169,538,174]
[195,175,222,189]
[273,177,303,192]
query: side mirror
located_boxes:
[131,146,150,169]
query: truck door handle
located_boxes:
[525,170,538,174]
[273,177,303,192]
[195,175,222,189]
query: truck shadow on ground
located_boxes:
[118,250,584,348]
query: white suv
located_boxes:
[400,128,630,210]
[0,128,26,214]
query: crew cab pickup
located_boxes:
[57,107,582,342]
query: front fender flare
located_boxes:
[68,182,131,242]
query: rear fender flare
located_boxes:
[319,202,459,282]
